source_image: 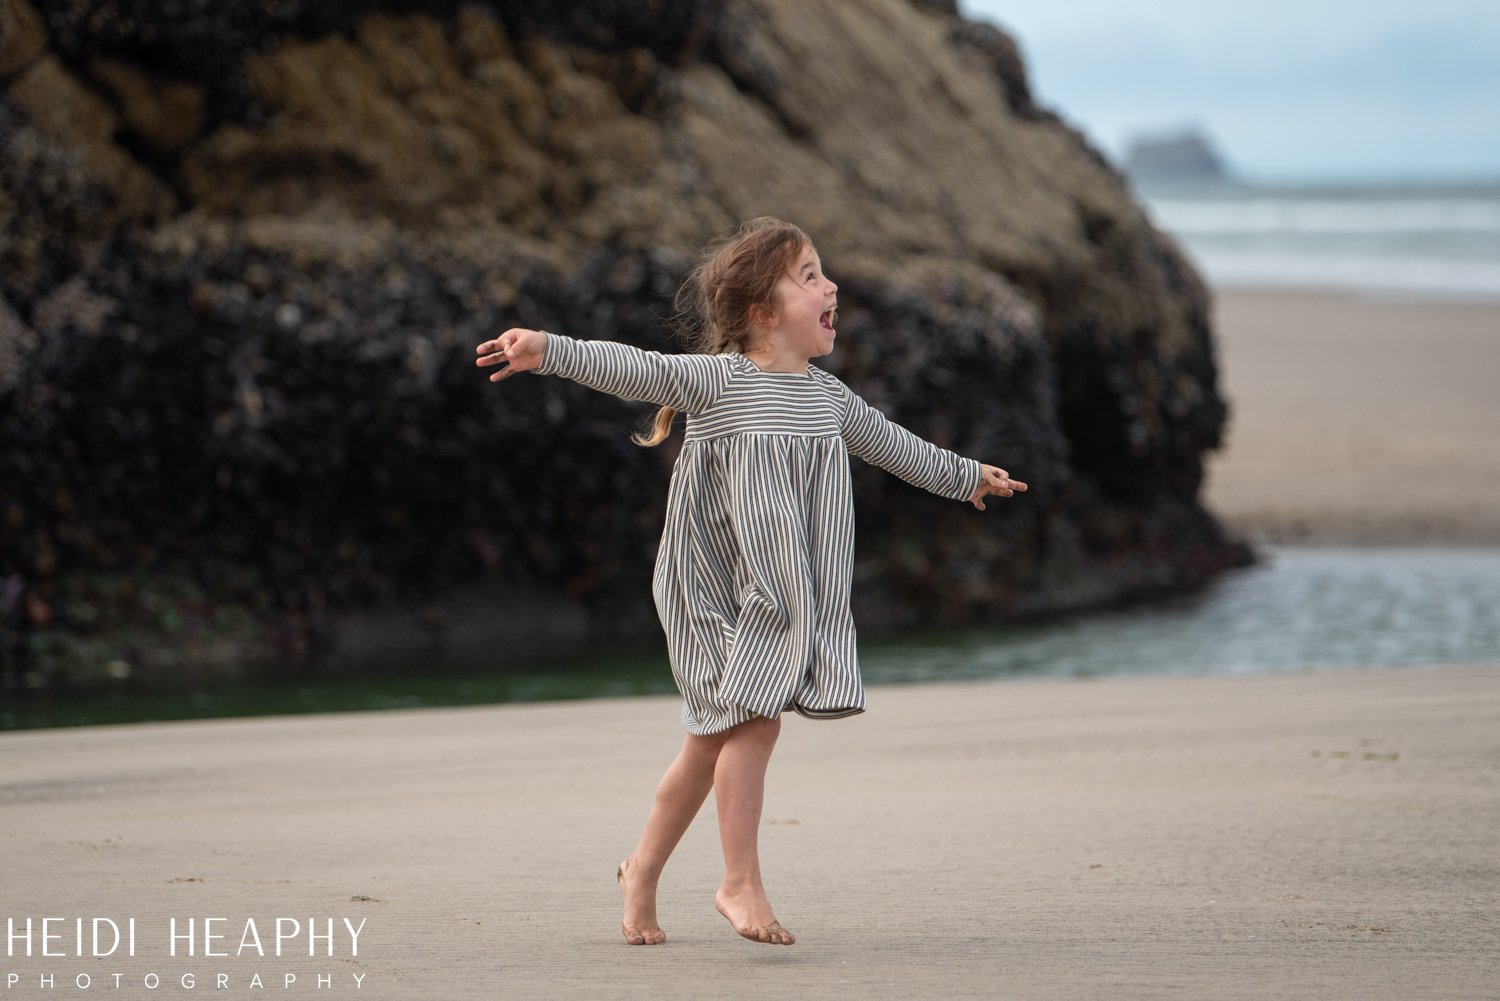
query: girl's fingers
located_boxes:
[476,334,517,355]
[972,466,1029,510]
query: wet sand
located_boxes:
[1207,290,1500,545]
[4,664,1497,999]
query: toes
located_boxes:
[742,922,795,945]
[622,923,667,946]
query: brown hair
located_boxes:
[632,217,810,446]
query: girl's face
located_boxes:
[766,244,839,360]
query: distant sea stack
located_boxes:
[1124,129,1234,185]
[0,0,1251,684]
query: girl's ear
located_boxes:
[749,301,778,329]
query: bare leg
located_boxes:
[618,729,726,944]
[713,716,795,945]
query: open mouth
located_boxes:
[820,306,837,332]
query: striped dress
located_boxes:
[535,332,982,736]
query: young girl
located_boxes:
[475,217,1026,947]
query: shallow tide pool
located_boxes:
[861,545,1500,684]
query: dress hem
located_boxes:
[681,700,866,736]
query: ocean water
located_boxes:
[1136,179,1500,300]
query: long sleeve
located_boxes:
[836,380,982,502]
[533,332,729,413]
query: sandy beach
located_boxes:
[4,665,1497,1000]
[1208,290,1500,545]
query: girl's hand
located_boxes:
[475,328,547,382]
[969,464,1028,510]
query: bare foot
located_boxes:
[715,880,795,945]
[617,857,666,945]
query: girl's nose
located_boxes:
[827,278,838,294]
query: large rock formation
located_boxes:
[0,0,1250,685]
[1124,128,1235,186]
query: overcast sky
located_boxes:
[960,1,1500,183]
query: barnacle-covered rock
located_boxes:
[0,0,1249,684]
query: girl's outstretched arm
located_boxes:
[837,381,1026,510]
[476,328,728,413]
